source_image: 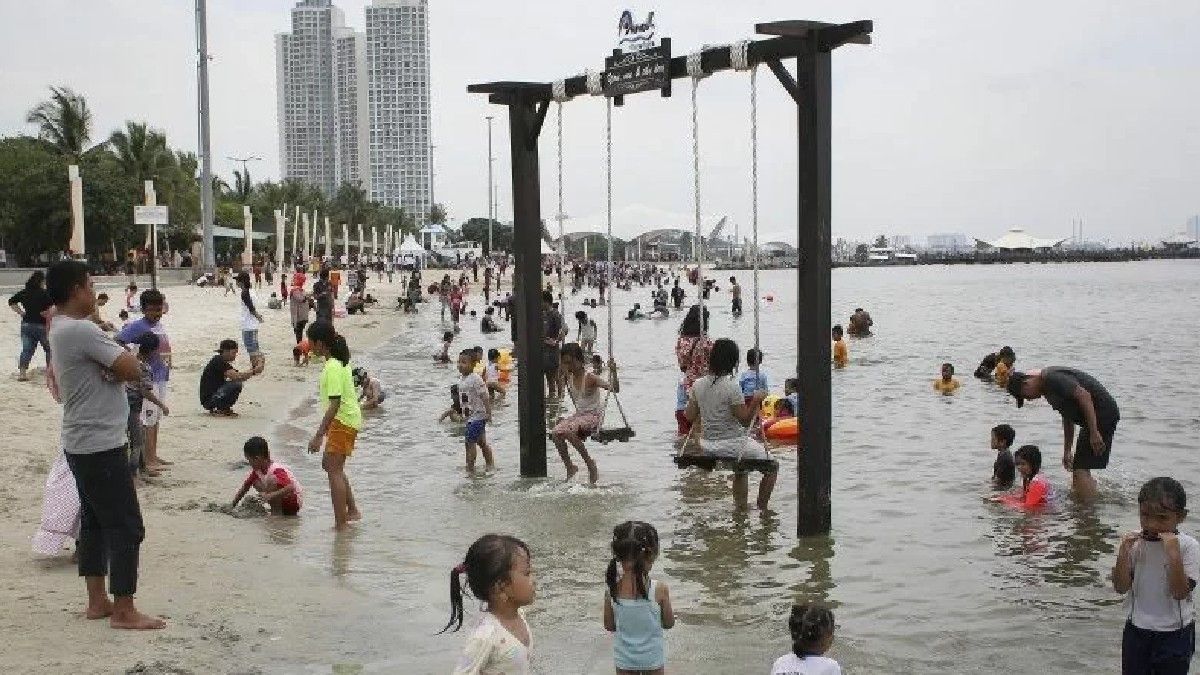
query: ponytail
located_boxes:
[606,521,660,604]
[305,321,351,366]
[439,563,466,634]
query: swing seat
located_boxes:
[672,453,779,474]
[592,426,635,444]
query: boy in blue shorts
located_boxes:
[457,349,494,472]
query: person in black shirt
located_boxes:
[989,423,1016,490]
[8,270,53,381]
[1007,367,1119,499]
[199,339,261,416]
[312,269,334,325]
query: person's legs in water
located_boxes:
[343,471,360,522]
[477,428,495,470]
[67,448,164,629]
[756,471,778,510]
[551,431,578,479]
[321,451,351,530]
[732,472,750,510]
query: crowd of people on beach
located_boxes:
[9,250,1194,674]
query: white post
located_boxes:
[242,205,253,267]
[145,180,158,287]
[301,213,310,260]
[309,210,317,258]
[68,165,86,258]
[274,209,285,269]
[342,223,350,262]
[357,224,365,256]
[324,217,332,259]
[292,205,300,259]
[372,226,378,254]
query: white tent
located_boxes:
[540,239,554,255]
[976,228,1064,251]
[399,234,425,254]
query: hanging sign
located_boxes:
[605,13,671,102]
[616,10,658,52]
[134,205,169,225]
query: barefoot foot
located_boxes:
[347,511,362,522]
[85,599,114,620]
[586,462,599,486]
[564,463,579,480]
[110,610,165,630]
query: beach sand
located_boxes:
[0,277,431,674]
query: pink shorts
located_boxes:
[675,410,692,436]
[553,411,601,438]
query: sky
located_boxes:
[1,0,1198,246]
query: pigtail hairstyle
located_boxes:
[789,603,835,658]
[1014,445,1041,496]
[306,321,351,365]
[605,521,660,604]
[440,534,531,634]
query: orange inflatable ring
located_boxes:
[763,416,799,441]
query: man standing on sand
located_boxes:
[312,268,334,325]
[1006,367,1120,499]
[45,260,165,630]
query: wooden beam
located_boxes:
[528,100,550,151]
[505,91,549,478]
[795,49,833,536]
[756,19,872,45]
[766,59,801,105]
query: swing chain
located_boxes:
[556,100,566,312]
[605,97,615,358]
[689,59,705,336]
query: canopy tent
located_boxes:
[399,234,425,254]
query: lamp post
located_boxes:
[486,116,494,256]
[196,0,215,270]
[227,155,262,195]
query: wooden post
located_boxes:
[795,46,833,536]
[506,91,548,478]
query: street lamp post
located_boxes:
[486,116,494,257]
[195,0,215,271]
[227,155,262,193]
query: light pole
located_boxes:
[486,116,494,256]
[227,155,262,196]
[195,0,215,270]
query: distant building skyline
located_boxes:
[276,0,432,224]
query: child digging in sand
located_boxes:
[231,436,301,515]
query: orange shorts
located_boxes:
[325,419,359,456]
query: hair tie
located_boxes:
[453,563,466,575]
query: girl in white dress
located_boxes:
[442,534,536,675]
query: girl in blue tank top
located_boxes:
[603,521,675,674]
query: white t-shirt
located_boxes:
[452,611,531,675]
[459,372,489,422]
[240,288,261,331]
[690,375,747,442]
[770,654,841,675]
[1125,532,1200,631]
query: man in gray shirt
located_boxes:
[46,260,165,630]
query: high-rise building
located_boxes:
[276,0,431,222]
[366,0,432,224]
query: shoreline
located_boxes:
[0,279,428,674]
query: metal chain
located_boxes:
[606,96,614,357]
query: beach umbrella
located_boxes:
[324,217,332,259]
[243,205,253,266]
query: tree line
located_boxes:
[0,85,446,266]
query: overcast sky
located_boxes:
[2,1,1197,244]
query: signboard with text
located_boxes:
[604,40,671,101]
[134,205,169,225]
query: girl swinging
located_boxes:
[551,342,619,485]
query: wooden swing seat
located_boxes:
[592,427,636,444]
[672,453,779,474]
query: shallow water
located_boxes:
[264,260,1199,673]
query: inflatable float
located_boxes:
[762,416,799,441]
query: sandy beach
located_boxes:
[0,275,431,674]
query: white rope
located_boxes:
[685,50,708,79]
[556,101,566,314]
[606,96,614,357]
[551,79,569,103]
[690,59,705,337]
[751,66,760,366]
[730,39,752,71]
[585,69,604,96]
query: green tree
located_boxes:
[873,235,888,248]
[329,181,370,228]
[0,137,70,263]
[232,169,253,202]
[459,217,513,254]
[25,86,101,159]
[108,121,173,186]
[428,202,447,226]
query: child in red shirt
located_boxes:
[231,437,302,516]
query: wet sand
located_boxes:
[0,276,432,674]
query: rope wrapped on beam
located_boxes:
[585,70,604,96]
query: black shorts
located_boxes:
[1123,621,1194,673]
[732,297,742,313]
[1073,416,1118,470]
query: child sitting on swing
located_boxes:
[551,342,619,486]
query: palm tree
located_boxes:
[109,121,172,184]
[25,85,100,159]
[233,169,254,202]
[330,181,370,227]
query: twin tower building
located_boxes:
[276,0,432,224]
